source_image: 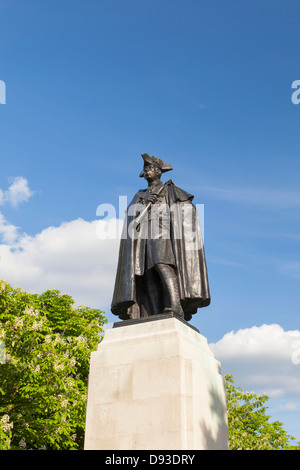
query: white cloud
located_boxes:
[0,218,121,310]
[0,213,19,244]
[0,176,34,208]
[210,324,300,399]
[0,177,34,244]
[273,401,300,412]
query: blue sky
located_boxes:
[1,0,300,442]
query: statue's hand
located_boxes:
[147,194,158,204]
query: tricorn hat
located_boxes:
[139,153,173,177]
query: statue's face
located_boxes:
[143,164,159,182]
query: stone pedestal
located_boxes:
[84,314,229,450]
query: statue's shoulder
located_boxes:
[135,188,147,200]
[167,180,194,203]
[127,189,146,206]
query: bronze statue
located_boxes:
[111,153,210,322]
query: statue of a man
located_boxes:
[111,153,210,322]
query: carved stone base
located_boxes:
[84,315,229,450]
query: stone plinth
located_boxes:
[84,314,229,450]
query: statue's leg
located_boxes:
[154,263,183,317]
[144,267,164,315]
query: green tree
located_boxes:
[0,281,107,450]
[225,374,300,450]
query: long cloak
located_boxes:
[111,180,210,321]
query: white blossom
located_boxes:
[70,358,76,367]
[75,335,86,343]
[19,437,26,449]
[32,320,43,331]
[24,306,35,316]
[15,317,24,328]
[1,415,13,433]
[67,377,74,387]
